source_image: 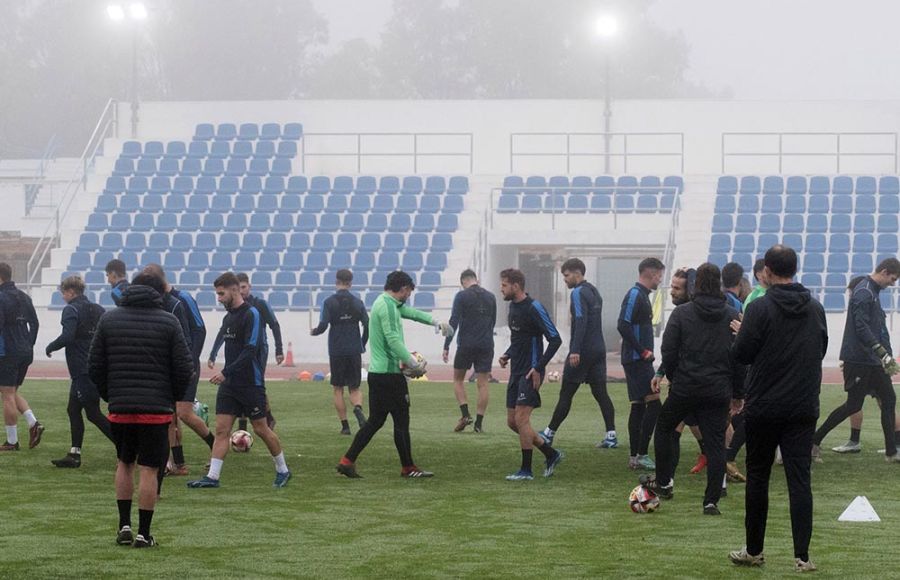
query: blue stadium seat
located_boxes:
[108,213,132,232]
[389,214,412,233]
[759,214,780,233]
[176,213,199,232]
[737,195,758,214]
[194,233,216,251]
[200,213,224,232]
[149,177,170,195]
[851,254,873,274]
[568,195,589,212]
[208,195,232,214]
[425,252,448,271]
[432,233,453,252]
[157,158,179,177]
[219,233,241,251]
[809,176,830,195]
[544,193,566,212]
[282,123,303,140]
[549,176,571,195]
[384,233,405,251]
[852,233,875,253]
[343,213,364,232]
[832,195,852,214]
[378,252,400,270]
[325,195,349,213]
[407,233,428,252]
[760,195,782,214]
[309,176,331,196]
[709,234,731,253]
[266,213,291,232]
[806,234,827,253]
[399,176,422,196]
[303,194,325,213]
[365,214,387,233]
[854,214,875,234]
[247,159,269,177]
[170,176,192,196]
[437,214,458,232]
[412,214,435,232]
[739,176,761,195]
[77,233,100,251]
[261,177,284,196]
[785,176,807,195]
[170,233,192,251]
[519,195,541,213]
[242,233,263,251]
[731,253,753,271]
[832,175,853,195]
[711,214,732,233]
[855,195,876,214]
[735,215,756,233]
[502,176,524,195]
[782,195,804,214]
[807,196,829,214]
[319,213,341,232]
[637,175,660,195]
[355,252,376,270]
[425,176,448,196]
[353,176,376,196]
[372,195,395,213]
[571,176,593,193]
[448,176,469,195]
[229,141,251,160]
[419,195,441,213]
[879,175,899,195]
[762,176,784,195]
[113,158,134,177]
[104,176,127,195]
[215,123,237,141]
[181,158,201,177]
[188,141,208,159]
[804,253,825,273]
[614,194,634,212]
[330,251,352,270]
[85,214,107,232]
[134,158,157,177]
[185,252,207,271]
[444,195,464,213]
[616,176,638,196]
[717,176,738,195]
[331,176,353,196]
[523,176,547,196]
[164,252,186,271]
[259,123,280,140]
[878,214,898,233]
[781,214,803,234]
[237,123,259,141]
[806,214,827,233]
[783,233,803,252]
[829,234,850,253]
[757,234,779,253]
[414,292,435,309]
[126,176,148,195]
[143,233,164,250]
[164,141,186,159]
[141,195,163,212]
[879,195,899,214]
[823,293,845,312]
[234,195,255,214]
[827,253,849,273]
[248,213,271,232]
[225,159,246,177]
[732,234,754,253]
[274,271,295,288]
[336,233,358,251]
[714,195,736,214]
[877,234,899,253]
[239,176,262,196]
[194,123,214,141]
[855,176,876,195]
[346,195,369,213]
[234,252,256,271]
[880,292,894,311]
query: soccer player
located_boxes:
[540,259,615,448]
[188,273,291,489]
[0,262,43,451]
[442,269,496,433]
[617,258,665,470]
[105,259,129,307]
[729,245,826,573]
[498,268,564,481]
[46,276,114,467]
[812,258,900,463]
[88,273,195,548]
[336,270,453,479]
[310,269,369,435]
[722,262,745,313]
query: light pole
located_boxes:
[108,3,147,138]
[595,15,619,173]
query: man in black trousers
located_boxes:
[728,245,827,573]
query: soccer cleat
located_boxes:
[133,534,156,548]
[831,440,861,454]
[473,424,484,433]
[166,463,189,477]
[401,465,434,478]
[703,503,721,515]
[726,461,746,483]
[811,445,823,464]
[51,453,82,468]
[637,455,656,470]
[340,427,352,436]
[646,476,674,500]
[454,416,474,432]
[538,429,554,447]
[0,441,19,451]
[729,547,765,567]
[116,525,134,546]
[689,454,708,474]
[505,469,534,481]
[29,422,44,449]
[543,449,565,477]
[186,476,220,488]
[273,470,292,488]
[596,434,618,449]
[795,559,818,573]
[336,463,362,479]
[885,453,900,464]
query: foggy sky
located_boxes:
[313,0,900,101]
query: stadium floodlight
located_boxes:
[594,14,619,172]
[106,4,125,21]
[106,3,148,137]
[129,3,148,20]
[595,15,619,40]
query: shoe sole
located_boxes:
[831,448,861,453]
[336,465,361,479]
[274,472,292,488]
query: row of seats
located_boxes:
[85,212,459,234]
[192,123,303,142]
[497,192,676,213]
[77,231,453,253]
[114,144,297,175]
[708,251,893,275]
[718,175,900,196]
[95,192,465,215]
[121,140,298,162]
[713,213,899,234]
[715,194,898,215]
[113,157,292,179]
[103,175,469,197]
[502,175,684,195]
[711,232,898,254]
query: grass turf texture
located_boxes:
[0,380,896,579]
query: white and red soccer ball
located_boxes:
[629,483,660,513]
[230,429,254,453]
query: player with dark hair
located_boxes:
[443,269,496,433]
[188,272,291,489]
[0,262,43,452]
[46,276,114,467]
[105,259,129,307]
[499,268,564,480]
[336,270,453,478]
[540,258,616,448]
[311,269,369,434]
[618,257,665,470]
[721,262,745,313]
[812,257,900,463]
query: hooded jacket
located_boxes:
[839,276,890,366]
[661,293,745,399]
[88,284,194,415]
[732,283,828,420]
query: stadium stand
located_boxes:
[496,175,683,213]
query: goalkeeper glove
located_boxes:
[872,344,899,375]
[434,321,455,338]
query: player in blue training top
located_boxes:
[617,257,665,471]
[721,262,745,314]
[540,258,616,449]
[188,272,291,489]
[311,269,369,435]
[105,259,129,307]
[498,268,563,481]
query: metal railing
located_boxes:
[470,205,490,280]
[300,132,474,174]
[24,135,60,215]
[26,99,118,288]
[721,132,898,173]
[509,132,685,174]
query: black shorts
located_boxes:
[843,362,892,398]
[562,354,606,385]
[683,414,698,427]
[507,373,542,409]
[330,354,362,389]
[624,360,655,402]
[216,385,268,420]
[111,422,170,468]
[0,356,30,387]
[454,347,493,374]
[368,372,410,415]
[72,375,101,405]
[181,357,201,402]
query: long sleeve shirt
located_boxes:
[0,281,39,358]
[568,281,606,358]
[45,295,103,377]
[311,289,369,356]
[367,293,433,374]
[505,295,562,375]
[248,294,284,356]
[617,283,653,364]
[444,284,497,351]
[170,288,207,360]
[840,276,891,366]
[219,301,264,388]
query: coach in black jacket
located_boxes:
[654,263,744,513]
[88,274,194,548]
[728,245,827,572]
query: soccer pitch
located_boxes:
[0,380,896,579]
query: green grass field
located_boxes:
[0,379,896,579]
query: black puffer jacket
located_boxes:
[661,293,745,399]
[88,284,194,415]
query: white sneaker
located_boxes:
[831,440,861,454]
[795,558,817,572]
[885,453,900,463]
[729,547,765,567]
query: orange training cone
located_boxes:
[284,342,295,367]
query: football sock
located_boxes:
[628,403,645,456]
[23,410,37,428]
[475,414,484,429]
[849,428,861,443]
[70,446,81,455]
[208,458,223,480]
[520,449,533,472]
[5,426,17,445]
[536,442,555,460]
[341,420,350,430]
[353,405,366,425]
[639,400,661,455]
[171,445,185,465]
[156,468,164,496]
[203,432,215,448]
[138,509,153,538]
[238,419,248,431]
[698,438,706,455]
[117,499,132,528]
[272,451,289,474]
[460,404,470,418]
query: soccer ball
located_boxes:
[629,482,660,513]
[547,370,561,382]
[230,429,253,453]
[402,351,427,378]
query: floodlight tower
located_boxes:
[595,15,619,173]
[108,3,148,138]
